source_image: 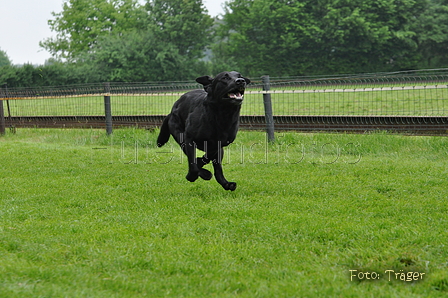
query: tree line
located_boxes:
[1,0,447,88]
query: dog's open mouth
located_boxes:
[228,92,244,100]
[226,88,245,104]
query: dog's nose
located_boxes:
[235,78,245,85]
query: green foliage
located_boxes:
[83,30,206,82]
[215,0,428,77]
[79,0,214,82]
[40,0,145,60]
[145,0,214,61]
[307,0,426,72]
[0,48,11,67]
[214,0,313,75]
[413,0,448,67]
[3,0,448,86]
[0,62,103,88]
[37,0,213,82]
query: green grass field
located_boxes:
[5,84,448,117]
[1,128,448,297]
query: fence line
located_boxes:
[2,84,445,99]
[2,85,447,116]
[1,71,448,134]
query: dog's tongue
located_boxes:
[229,92,243,100]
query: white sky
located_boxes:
[0,0,226,65]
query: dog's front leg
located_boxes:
[212,147,237,191]
[197,155,213,180]
[183,141,200,182]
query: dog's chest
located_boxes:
[193,120,236,141]
[186,113,238,144]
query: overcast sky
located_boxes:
[0,0,226,65]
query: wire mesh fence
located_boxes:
[244,72,448,117]
[1,70,447,122]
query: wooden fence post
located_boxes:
[0,84,6,135]
[104,82,113,135]
[0,100,5,135]
[262,75,275,142]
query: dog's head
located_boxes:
[196,71,251,106]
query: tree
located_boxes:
[40,0,145,60]
[414,0,448,68]
[215,0,428,76]
[39,0,213,81]
[84,30,192,81]
[144,0,214,61]
[214,0,314,76]
[305,0,426,73]
[79,0,214,82]
[0,48,12,67]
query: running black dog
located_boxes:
[157,71,250,191]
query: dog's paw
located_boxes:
[199,169,213,180]
[223,182,237,191]
[186,172,199,182]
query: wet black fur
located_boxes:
[157,71,250,191]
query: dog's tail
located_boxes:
[157,115,171,147]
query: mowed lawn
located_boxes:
[0,128,447,297]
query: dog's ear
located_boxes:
[196,75,213,86]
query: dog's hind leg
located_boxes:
[211,147,236,191]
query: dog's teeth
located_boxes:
[229,92,243,100]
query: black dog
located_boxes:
[157,71,250,191]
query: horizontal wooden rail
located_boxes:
[4,115,447,135]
